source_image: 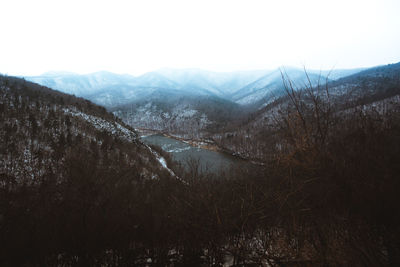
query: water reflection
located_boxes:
[141,134,243,173]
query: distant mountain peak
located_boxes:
[24,63,393,109]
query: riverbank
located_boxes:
[135,128,220,151]
[136,128,265,165]
[135,127,161,137]
[162,133,221,152]
[162,133,266,165]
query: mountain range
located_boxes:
[24,66,368,135]
[210,62,400,158]
[25,67,363,107]
[2,62,400,265]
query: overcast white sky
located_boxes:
[1,0,400,76]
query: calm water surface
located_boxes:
[141,134,243,173]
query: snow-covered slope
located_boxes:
[231,67,330,105]
[25,67,366,110]
[112,91,241,137]
[26,71,136,96]
[0,75,179,184]
[156,68,271,96]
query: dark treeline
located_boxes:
[1,74,400,266]
[211,64,400,161]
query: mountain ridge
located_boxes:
[25,66,366,107]
[23,64,392,137]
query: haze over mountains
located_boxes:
[3,61,400,265]
[212,62,400,158]
[26,67,363,107]
[24,66,367,135]
[13,61,400,161]
[2,0,400,262]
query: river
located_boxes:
[141,134,244,173]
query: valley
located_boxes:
[25,63,400,163]
[141,134,244,173]
[1,62,400,265]
[2,0,400,264]
[24,67,364,143]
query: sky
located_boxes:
[1,0,400,76]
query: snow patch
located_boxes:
[63,107,137,142]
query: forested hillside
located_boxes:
[2,66,400,266]
[26,67,361,137]
[112,93,243,138]
[0,75,180,265]
[212,63,400,160]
